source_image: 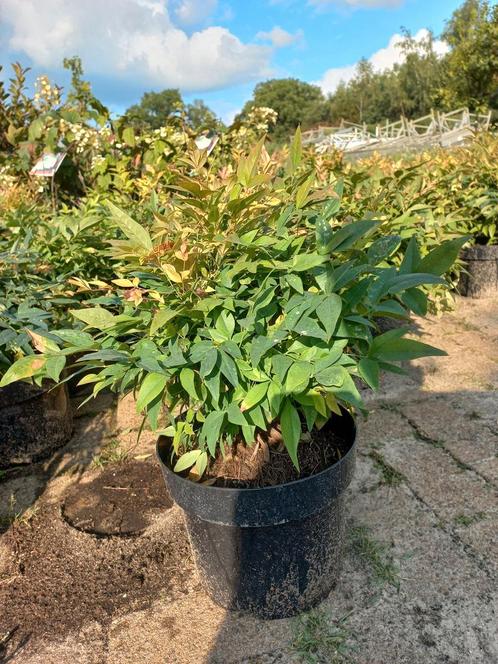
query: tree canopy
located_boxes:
[124,90,223,132]
[239,79,327,142]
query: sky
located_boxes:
[0,0,464,123]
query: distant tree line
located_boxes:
[124,0,498,142]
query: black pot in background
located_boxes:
[459,245,498,298]
[156,410,356,619]
[0,381,73,469]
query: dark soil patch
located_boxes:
[0,471,195,653]
[63,460,173,536]
[205,420,351,488]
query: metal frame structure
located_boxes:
[302,108,492,158]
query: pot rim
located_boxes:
[156,409,357,495]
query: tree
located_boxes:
[63,56,109,119]
[240,78,326,142]
[441,0,498,109]
[125,89,185,129]
[185,99,223,132]
[395,30,446,117]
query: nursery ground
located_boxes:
[1,295,497,664]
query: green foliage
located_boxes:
[442,0,498,110]
[239,78,326,142]
[124,89,185,129]
[4,132,462,478]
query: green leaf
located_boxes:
[246,404,267,430]
[174,450,202,473]
[241,381,269,411]
[367,235,401,264]
[267,380,283,416]
[293,317,328,341]
[285,361,312,394]
[227,402,247,426]
[45,355,66,382]
[327,220,379,252]
[272,354,293,382]
[288,126,302,173]
[316,294,342,340]
[399,236,422,274]
[296,174,314,209]
[280,400,301,470]
[315,365,345,387]
[387,273,445,294]
[291,253,327,272]
[0,355,47,387]
[204,372,220,404]
[250,336,274,367]
[28,118,43,141]
[150,308,178,335]
[136,372,168,412]
[201,410,225,456]
[370,334,447,362]
[358,358,379,390]
[194,451,208,477]
[401,288,428,316]
[316,217,334,255]
[215,310,235,339]
[285,273,304,294]
[122,126,136,147]
[220,351,239,387]
[70,307,116,330]
[106,201,153,252]
[200,348,218,378]
[333,370,364,410]
[417,237,468,276]
[180,368,201,400]
[53,329,96,348]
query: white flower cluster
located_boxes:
[99,126,112,139]
[0,166,17,191]
[247,107,278,131]
[91,155,106,170]
[229,106,278,149]
[33,76,61,110]
[59,120,100,154]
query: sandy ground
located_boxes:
[1,295,497,664]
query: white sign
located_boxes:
[30,152,66,177]
[194,134,219,156]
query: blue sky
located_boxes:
[0,0,463,123]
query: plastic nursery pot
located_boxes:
[0,381,73,469]
[156,409,356,619]
[459,245,498,299]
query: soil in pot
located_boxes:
[0,381,73,469]
[204,420,350,488]
[157,410,356,619]
[459,245,498,298]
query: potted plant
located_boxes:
[0,296,73,468]
[3,145,464,617]
[414,136,498,298]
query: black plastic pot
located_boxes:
[0,381,73,469]
[156,410,356,619]
[459,245,498,298]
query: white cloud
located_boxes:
[174,0,218,26]
[256,26,304,48]
[316,28,449,95]
[0,0,273,92]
